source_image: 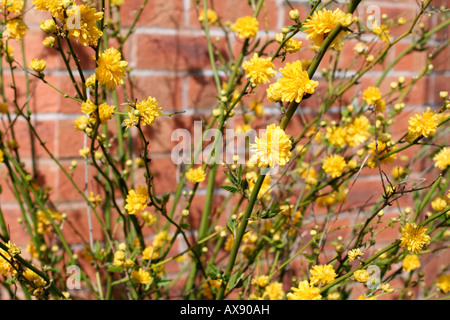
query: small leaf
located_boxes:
[180,223,190,230]
[207,262,223,280]
[107,265,124,273]
[229,271,244,289]
[162,193,170,204]
[261,208,282,219]
[304,253,316,263]
[220,185,239,193]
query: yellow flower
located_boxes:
[242,53,276,86]
[433,147,450,170]
[353,42,368,55]
[1,0,24,14]
[322,154,347,178]
[198,9,218,24]
[309,264,337,286]
[353,269,370,283]
[85,74,96,88]
[408,107,438,138]
[123,111,139,129]
[202,279,224,299]
[224,235,234,252]
[266,82,282,102]
[0,102,8,114]
[42,36,55,48]
[0,247,12,276]
[280,204,302,224]
[326,126,347,148]
[357,294,377,300]
[431,196,447,211]
[26,241,39,259]
[88,192,102,207]
[272,61,319,103]
[97,103,115,124]
[251,275,270,288]
[283,38,302,53]
[79,147,90,157]
[436,274,450,293]
[348,248,363,262]
[232,16,259,39]
[74,115,89,131]
[95,48,128,89]
[247,173,272,199]
[131,268,152,284]
[29,59,46,73]
[302,8,348,50]
[81,100,97,115]
[36,209,62,235]
[152,230,172,248]
[5,19,28,40]
[113,250,125,267]
[250,124,292,168]
[33,0,67,19]
[124,185,149,215]
[297,164,318,185]
[185,166,206,183]
[23,268,40,282]
[250,98,263,116]
[399,222,430,253]
[367,140,397,169]
[363,86,382,105]
[65,5,104,46]
[135,96,162,126]
[262,282,285,300]
[372,21,392,44]
[402,254,421,272]
[140,211,156,226]
[236,124,252,134]
[287,280,321,300]
[110,0,124,7]
[142,245,159,260]
[0,149,4,162]
[345,116,371,147]
[391,165,410,179]
[6,241,20,257]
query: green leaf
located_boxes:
[220,185,239,194]
[107,265,124,273]
[224,171,239,186]
[304,253,316,263]
[162,193,170,204]
[6,278,17,285]
[229,271,244,289]
[261,208,282,219]
[156,279,171,287]
[180,223,190,230]
[207,262,223,280]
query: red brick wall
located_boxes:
[0,0,448,299]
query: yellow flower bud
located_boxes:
[29,59,47,73]
[289,9,300,20]
[94,151,104,160]
[431,196,447,211]
[40,19,57,34]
